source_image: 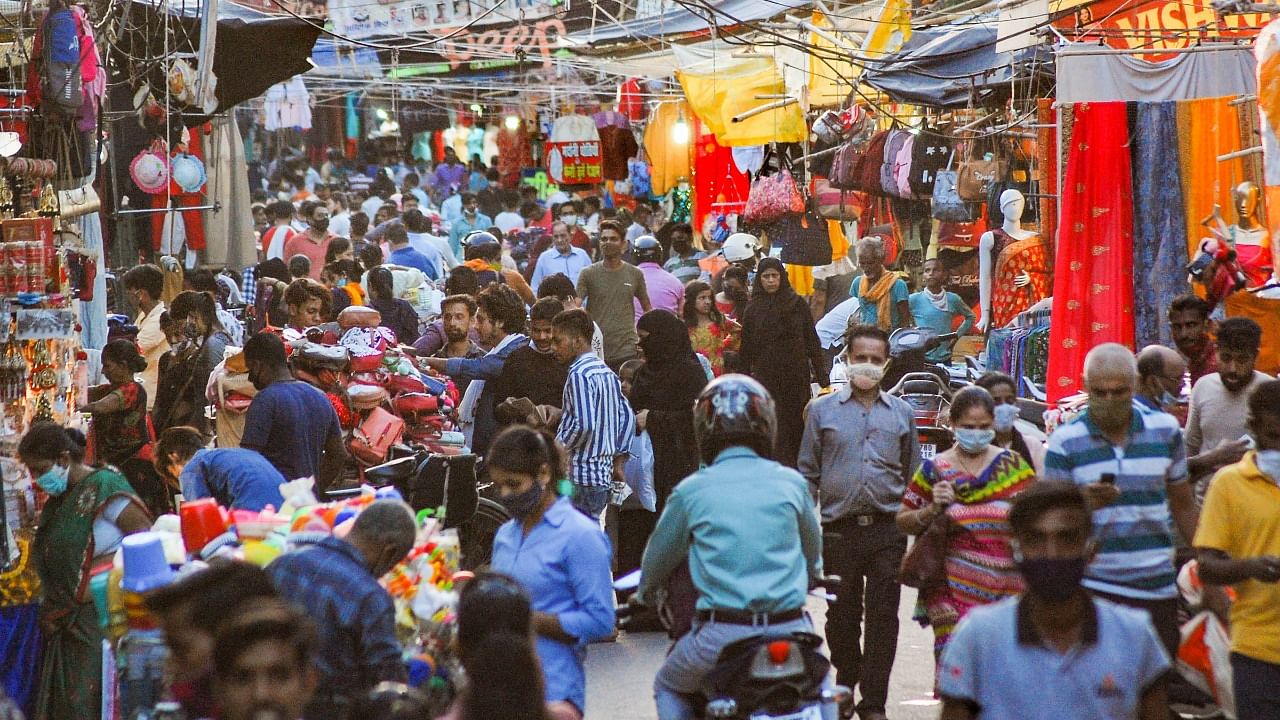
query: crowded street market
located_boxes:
[5,0,1280,718]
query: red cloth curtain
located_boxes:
[1046,102,1136,402]
[692,118,748,239]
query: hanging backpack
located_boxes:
[892,134,916,199]
[41,9,82,114]
[879,130,909,197]
[909,128,951,198]
[850,130,890,194]
[829,141,863,190]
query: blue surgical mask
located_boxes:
[955,428,995,454]
[993,403,1020,432]
[36,463,69,496]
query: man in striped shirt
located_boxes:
[1043,343,1200,662]
[553,307,636,519]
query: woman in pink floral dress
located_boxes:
[682,281,740,376]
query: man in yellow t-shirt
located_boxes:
[1194,378,1280,720]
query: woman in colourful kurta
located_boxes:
[896,386,1035,674]
[682,281,740,377]
[20,422,150,720]
[80,339,165,516]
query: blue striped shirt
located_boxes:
[557,352,635,488]
[1043,402,1189,600]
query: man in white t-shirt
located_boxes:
[494,189,525,235]
[122,264,169,410]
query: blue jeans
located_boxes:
[653,615,835,720]
[572,484,610,519]
[1232,652,1280,720]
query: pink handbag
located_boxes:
[893,134,915,198]
[745,168,805,223]
[348,406,404,464]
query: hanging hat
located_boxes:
[171,153,206,193]
[129,147,169,195]
[168,59,195,106]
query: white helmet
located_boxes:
[721,232,761,263]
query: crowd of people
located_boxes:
[5,154,1280,720]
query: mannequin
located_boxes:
[1226,181,1271,288]
[977,189,1042,332]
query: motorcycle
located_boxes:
[615,572,850,720]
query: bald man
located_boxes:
[1135,345,1187,417]
[1043,343,1199,663]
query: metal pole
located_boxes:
[113,202,221,217]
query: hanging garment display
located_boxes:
[992,237,1052,329]
[496,119,533,182]
[263,77,311,131]
[693,119,748,236]
[1131,101,1191,349]
[676,58,805,147]
[1047,102,1135,403]
[1177,96,1251,264]
[1258,19,1280,279]
[594,111,638,182]
[643,102,693,197]
[1057,43,1256,104]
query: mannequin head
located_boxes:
[999,189,1025,226]
[1233,181,1261,228]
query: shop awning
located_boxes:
[860,17,1054,107]
[575,0,811,45]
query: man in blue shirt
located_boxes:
[385,223,440,280]
[530,221,592,289]
[448,192,493,259]
[908,258,974,363]
[267,499,417,720]
[154,426,285,511]
[639,374,824,720]
[241,333,347,491]
[939,481,1171,720]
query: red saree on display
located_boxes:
[1047,102,1136,402]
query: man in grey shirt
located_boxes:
[798,323,918,720]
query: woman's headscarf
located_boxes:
[743,257,802,342]
[750,257,797,306]
[631,309,707,412]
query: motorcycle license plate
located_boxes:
[751,706,823,720]
[920,443,937,459]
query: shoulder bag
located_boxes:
[773,211,833,266]
[931,151,977,223]
[957,138,1009,202]
[898,512,951,589]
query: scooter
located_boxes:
[615,572,850,720]
[881,326,957,393]
[888,372,954,461]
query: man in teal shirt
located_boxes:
[849,236,913,331]
[907,258,975,363]
[639,375,823,720]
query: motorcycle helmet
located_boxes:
[692,374,777,464]
[632,235,664,265]
[721,232,761,263]
[461,230,500,249]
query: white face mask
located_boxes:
[562,214,578,226]
[1256,449,1280,480]
[847,362,886,391]
[993,403,1020,432]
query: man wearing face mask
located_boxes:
[1196,379,1280,720]
[530,221,592,289]
[1135,345,1188,419]
[975,372,1047,476]
[266,501,415,720]
[283,203,335,281]
[662,223,704,285]
[1186,318,1269,501]
[448,192,493,260]
[938,481,1172,720]
[1044,343,1200,667]
[799,324,918,720]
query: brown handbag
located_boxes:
[898,512,952,589]
[956,139,1009,202]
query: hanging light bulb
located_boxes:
[672,111,690,145]
[504,114,521,131]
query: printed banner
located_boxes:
[545,141,603,185]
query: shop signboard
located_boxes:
[329,0,564,40]
[544,140,603,185]
[1051,0,1276,53]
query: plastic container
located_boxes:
[119,532,175,593]
[179,498,227,554]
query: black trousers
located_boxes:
[1232,652,1280,720]
[822,514,907,715]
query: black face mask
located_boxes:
[497,482,544,520]
[1017,555,1088,603]
[311,219,330,233]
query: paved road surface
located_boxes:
[585,590,941,720]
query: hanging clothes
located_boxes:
[1177,96,1248,263]
[644,102,693,199]
[1130,102,1191,349]
[594,111,638,181]
[263,77,311,132]
[676,58,806,147]
[692,118,748,239]
[992,236,1052,329]
[1258,20,1280,267]
[1047,102,1136,403]
[496,120,533,183]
